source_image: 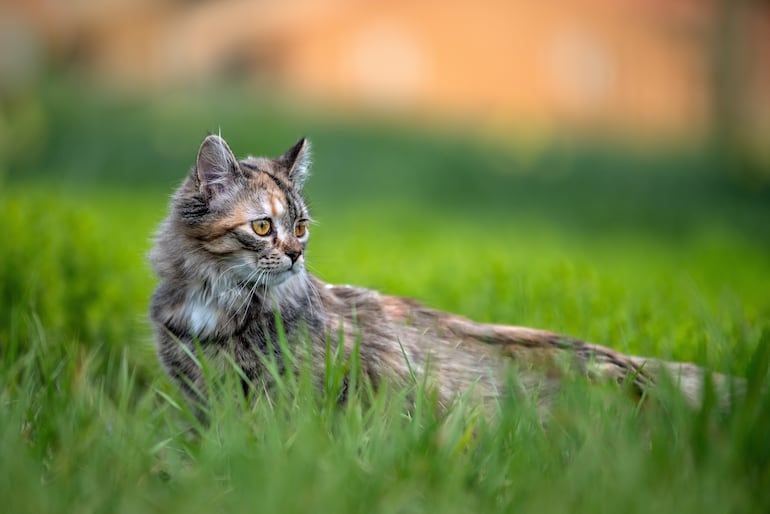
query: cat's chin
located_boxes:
[264,267,303,288]
[233,263,303,288]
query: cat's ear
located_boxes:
[196,134,242,201]
[277,138,311,189]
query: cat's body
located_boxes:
[150,135,734,414]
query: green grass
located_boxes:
[2,81,770,513]
[2,185,769,513]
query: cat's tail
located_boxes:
[445,318,746,409]
[626,356,744,410]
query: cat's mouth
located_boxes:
[253,262,303,288]
[230,254,303,287]
[261,269,299,288]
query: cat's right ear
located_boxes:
[196,134,242,202]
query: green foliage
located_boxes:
[1,80,770,512]
[1,182,769,513]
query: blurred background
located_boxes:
[0,0,769,246]
[3,0,770,138]
[2,0,770,139]
[1,0,769,240]
[2,4,770,510]
[2,0,770,188]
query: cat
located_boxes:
[149,134,738,416]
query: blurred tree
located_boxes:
[711,0,769,183]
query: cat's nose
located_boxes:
[285,249,301,263]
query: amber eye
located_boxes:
[252,219,272,236]
[294,221,308,238]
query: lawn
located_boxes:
[1,81,769,513]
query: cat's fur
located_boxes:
[150,135,737,415]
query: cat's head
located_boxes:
[168,134,312,289]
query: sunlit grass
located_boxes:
[1,184,769,513]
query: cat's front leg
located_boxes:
[154,326,211,420]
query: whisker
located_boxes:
[302,273,321,318]
[259,271,273,317]
[221,267,261,327]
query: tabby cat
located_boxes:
[149,135,735,415]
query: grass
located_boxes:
[1,80,770,513]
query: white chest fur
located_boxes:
[185,294,221,338]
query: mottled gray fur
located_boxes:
[149,135,737,415]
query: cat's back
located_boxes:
[317,279,653,398]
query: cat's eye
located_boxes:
[294,221,308,238]
[252,219,272,236]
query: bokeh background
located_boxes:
[2,4,770,512]
[1,0,769,361]
[2,0,769,180]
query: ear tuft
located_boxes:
[278,138,311,189]
[196,134,241,201]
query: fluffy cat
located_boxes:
[149,135,736,415]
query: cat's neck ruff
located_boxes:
[181,266,317,339]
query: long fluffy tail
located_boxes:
[443,317,746,409]
[627,356,744,409]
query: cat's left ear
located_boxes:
[278,138,311,189]
[196,134,242,202]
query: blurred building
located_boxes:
[2,0,769,140]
